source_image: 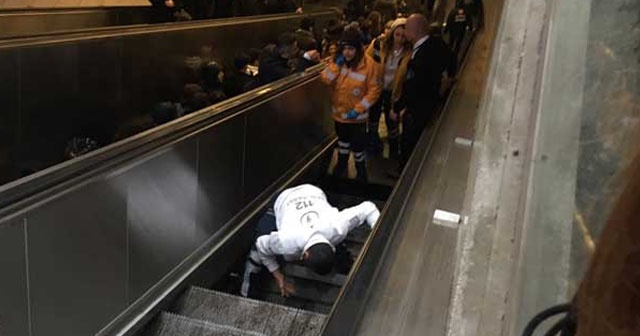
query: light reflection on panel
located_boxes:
[27,179,127,336]
[195,118,245,244]
[243,79,333,201]
[126,139,199,301]
[0,218,28,336]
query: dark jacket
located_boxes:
[225,72,258,97]
[395,35,457,117]
[445,7,473,37]
[295,55,319,72]
[258,46,292,85]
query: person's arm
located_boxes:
[320,60,341,85]
[254,232,296,297]
[333,201,381,235]
[353,64,381,114]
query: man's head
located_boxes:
[405,13,428,44]
[303,242,335,275]
[300,15,315,32]
[277,32,299,59]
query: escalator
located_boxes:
[0,9,481,336]
[140,174,391,336]
[0,9,338,186]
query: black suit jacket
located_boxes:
[395,36,457,118]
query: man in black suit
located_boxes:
[393,14,457,171]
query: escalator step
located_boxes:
[257,276,341,305]
[281,264,347,286]
[150,312,266,336]
[173,287,325,336]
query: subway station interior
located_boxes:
[0,0,638,335]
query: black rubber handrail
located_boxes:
[0,65,325,217]
[0,9,337,48]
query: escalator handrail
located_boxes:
[0,64,326,217]
[0,9,338,48]
[321,30,480,335]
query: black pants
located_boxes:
[400,101,437,168]
[369,90,399,153]
[334,122,368,180]
[450,31,466,57]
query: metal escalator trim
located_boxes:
[95,135,337,336]
[0,10,339,49]
[321,30,481,335]
[0,64,325,217]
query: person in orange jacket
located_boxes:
[321,28,381,182]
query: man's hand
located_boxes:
[306,50,320,62]
[295,7,303,14]
[272,269,295,297]
[389,110,398,122]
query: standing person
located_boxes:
[365,18,411,158]
[444,2,473,57]
[393,14,456,172]
[366,18,412,158]
[321,29,381,182]
[258,33,298,85]
[240,184,380,297]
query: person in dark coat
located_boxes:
[295,35,321,72]
[393,14,457,170]
[258,33,298,85]
[201,61,227,104]
[444,2,473,56]
[225,53,259,97]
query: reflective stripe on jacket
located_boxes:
[321,55,381,124]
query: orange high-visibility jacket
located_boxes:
[321,55,381,124]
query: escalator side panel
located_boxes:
[195,118,245,245]
[0,75,333,336]
[126,139,200,301]
[0,218,28,336]
[27,176,128,336]
[0,50,19,182]
[243,80,333,202]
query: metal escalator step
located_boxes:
[151,312,266,336]
[173,287,325,336]
[281,264,347,286]
[258,276,340,305]
[257,292,333,314]
[345,226,371,244]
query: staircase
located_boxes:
[146,287,326,336]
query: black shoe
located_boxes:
[385,168,401,179]
[355,162,368,183]
[333,155,349,178]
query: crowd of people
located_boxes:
[60,0,482,173]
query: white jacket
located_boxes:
[254,184,380,272]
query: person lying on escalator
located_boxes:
[241,184,380,297]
